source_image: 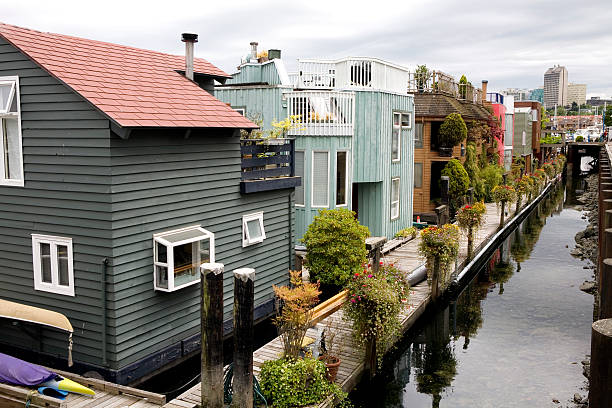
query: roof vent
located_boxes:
[249,41,258,62]
[181,33,198,81]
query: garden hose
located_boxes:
[223,363,268,407]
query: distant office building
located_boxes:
[528,87,544,104]
[503,88,530,101]
[567,83,587,106]
[587,97,612,107]
[543,65,568,108]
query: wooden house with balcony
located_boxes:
[0,24,298,385]
[216,47,415,241]
[407,71,492,220]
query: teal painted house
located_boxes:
[0,24,298,384]
[217,48,415,240]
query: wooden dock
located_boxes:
[0,367,165,408]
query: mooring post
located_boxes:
[431,257,441,301]
[601,258,612,320]
[231,268,255,408]
[440,176,450,206]
[200,263,224,408]
[467,187,474,205]
[435,205,447,227]
[366,237,387,273]
[588,318,612,408]
[364,339,377,381]
[500,201,506,227]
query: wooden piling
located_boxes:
[601,259,612,319]
[231,268,256,408]
[588,318,612,408]
[500,201,506,227]
[200,263,224,408]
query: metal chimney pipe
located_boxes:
[250,41,258,61]
[182,33,198,81]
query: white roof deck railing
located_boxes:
[407,70,484,104]
[291,57,410,94]
[285,90,355,136]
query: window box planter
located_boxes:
[240,138,301,193]
[438,147,453,157]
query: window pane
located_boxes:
[173,242,199,287]
[392,128,400,160]
[3,118,21,180]
[414,163,423,189]
[295,151,305,205]
[163,228,207,244]
[246,218,262,240]
[401,114,410,127]
[156,265,168,289]
[393,113,400,126]
[312,152,329,206]
[336,152,347,205]
[415,123,424,148]
[0,83,13,111]
[40,243,52,283]
[391,179,400,219]
[199,239,210,264]
[156,241,167,263]
[57,244,69,286]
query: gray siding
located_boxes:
[108,131,293,368]
[0,37,113,366]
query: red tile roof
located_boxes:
[0,23,256,129]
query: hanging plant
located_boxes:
[542,162,555,179]
[513,176,531,211]
[456,202,486,259]
[418,224,460,296]
[492,185,516,226]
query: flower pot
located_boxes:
[319,355,341,383]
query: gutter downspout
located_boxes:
[101,258,108,366]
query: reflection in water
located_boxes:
[350,182,593,407]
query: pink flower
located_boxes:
[351,299,356,303]
[368,274,373,278]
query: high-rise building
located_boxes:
[567,83,587,106]
[543,65,568,108]
[503,88,530,101]
[528,87,544,104]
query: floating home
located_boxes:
[216,45,415,240]
[0,24,299,384]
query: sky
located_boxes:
[2,0,612,97]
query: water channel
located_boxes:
[350,179,594,407]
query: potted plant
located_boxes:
[513,175,531,212]
[418,224,460,299]
[456,202,486,259]
[415,64,430,93]
[395,226,418,240]
[273,270,321,359]
[492,184,516,226]
[438,113,467,156]
[318,318,344,383]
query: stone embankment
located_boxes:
[573,174,598,292]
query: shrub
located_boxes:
[463,142,484,199]
[273,270,321,359]
[575,135,585,142]
[395,226,418,239]
[302,208,370,287]
[439,113,467,147]
[479,164,504,202]
[441,159,470,213]
[344,264,409,366]
[259,357,346,408]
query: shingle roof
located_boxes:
[414,94,490,121]
[0,23,256,129]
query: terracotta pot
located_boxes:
[319,355,341,383]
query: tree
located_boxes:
[439,113,467,147]
[557,106,566,116]
[541,107,550,130]
[463,142,484,199]
[571,101,578,111]
[604,106,612,128]
[301,208,370,287]
[441,159,469,213]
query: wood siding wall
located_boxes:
[0,37,113,367]
[225,63,282,86]
[107,131,293,369]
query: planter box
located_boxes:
[439,147,453,157]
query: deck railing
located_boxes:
[286,90,355,136]
[239,138,301,193]
[291,57,410,94]
[408,70,483,104]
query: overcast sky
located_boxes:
[3,0,611,97]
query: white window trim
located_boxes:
[295,150,305,207]
[391,177,400,220]
[243,212,266,247]
[0,76,24,187]
[392,113,401,162]
[153,225,215,292]
[335,150,350,207]
[32,234,75,296]
[233,107,246,116]
[311,150,330,208]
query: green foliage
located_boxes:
[604,106,612,127]
[541,135,562,144]
[479,164,504,202]
[415,64,430,91]
[456,202,486,232]
[395,226,418,239]
[439,113,468,147]
[492,185,516,204]
[478,142,488,169]
[302,209,370,287]
[541,107,550,130]
[575,135,585,142]
[441,159,470,211]
[259,358,347,408]
[542,162,555,178]
[463,142,484,199]
[344,264,409,366]
[418,224,460,285]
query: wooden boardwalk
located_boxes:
[166,202,508,408]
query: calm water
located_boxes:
[351,181,594,407]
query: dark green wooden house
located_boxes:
[0,23,298,384]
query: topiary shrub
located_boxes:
[441,159,470,213]
[575,135,584,142]
[439,113,467,147]
[301,208,370,288]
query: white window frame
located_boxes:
[392,113,401,162]
[0,76,24,187]
[32,234,75,296]
[335,150,349,207]
[295,150,305,207]
[233,107,246,116]
[153,225,215,292]
[243,212,266,247]
[391,178,400,220]
[311,150,330,208]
